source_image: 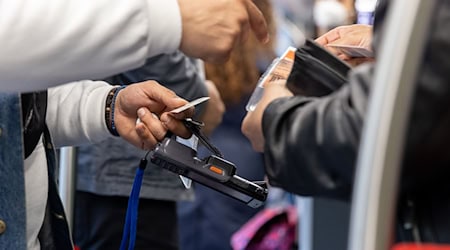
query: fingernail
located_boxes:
[137,108,146,118]
[262,34,270,44]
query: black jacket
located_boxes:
[262,0,450,243]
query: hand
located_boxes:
[199,80,225,136]
[315,24,372,49]
[315,24,373,65]
[178,0,269,63]
[113,80,194,150]
[242,80,293,152]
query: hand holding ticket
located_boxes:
[171,96,210,114]
[246,47,296,112]
[136,97,209,124]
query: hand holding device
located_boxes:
[150,118,268,208]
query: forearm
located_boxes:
[262,64,373,200]
[46,81,114,147]
[0,0,181,92]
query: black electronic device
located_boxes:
[150,119,268,208]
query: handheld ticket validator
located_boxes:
[150,118,268,208]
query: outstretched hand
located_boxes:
[242,80,293,152]
[316,24,373,49]
[315,24,374,66]
[113,80,194,150]
[178,0,269,63]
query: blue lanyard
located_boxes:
[119,155,148,250]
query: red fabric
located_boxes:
[393,243,450,250]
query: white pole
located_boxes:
[348,1,435,250]
[58,146,77,233]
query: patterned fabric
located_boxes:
[231,205,297,250]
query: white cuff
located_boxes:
[144,0,182,57]
[83,84,117,142]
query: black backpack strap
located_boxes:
[38,124,74,250]
[21,91,47,158]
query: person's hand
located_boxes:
[315,24,374,66]
[178,0,269,63]
[114,80,194,150]
[315,24,372,49]
[242,80,293,152]
[199,80,225,136]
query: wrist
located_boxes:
[105,86,126,136]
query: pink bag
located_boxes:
[393,244,450,250]
[231,205,298,250]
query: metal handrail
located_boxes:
[348,1,435,250]
[58,146,77,233]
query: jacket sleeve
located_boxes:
[0,0,181,93]
[46,81,114,148]
[262,65,373,200]
[261,0,450,200]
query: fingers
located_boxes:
[135,108,167,150]
[321,44,348,58]
[160,113,192,139]
[241,112,264,152]
[117,81,199,150]
[245,0,269,43]
[134,107,195,150]
[345,57,375,67]
[170,107,195,120]
[315,28,342,46]
[178,0,269,63]
[241,82,292,153]
[138,81,185,110]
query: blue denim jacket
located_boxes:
[0,93,72,249]
[0,93,27,249]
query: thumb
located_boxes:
[139,81,189,111]
[245,0,269,43]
